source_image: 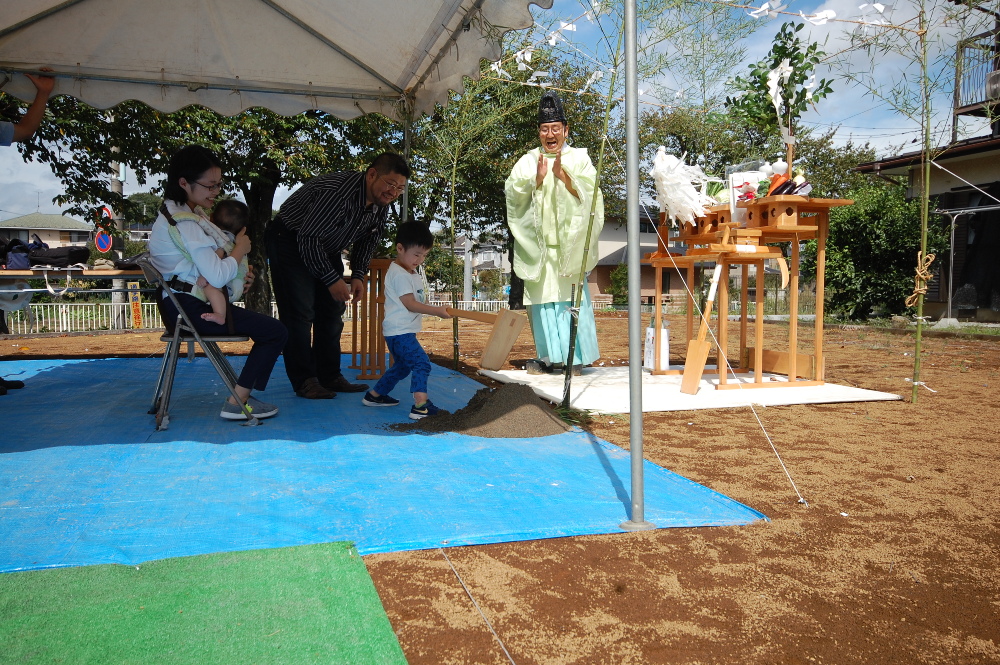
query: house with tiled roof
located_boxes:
[0,213,92,248]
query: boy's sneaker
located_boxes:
[362,391,400,407]
[220,396,279,420]
[409,400,443,420]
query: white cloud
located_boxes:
[0,149,71,221]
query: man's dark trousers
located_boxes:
[265,218,348,392]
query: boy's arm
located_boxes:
[399,293,451,318]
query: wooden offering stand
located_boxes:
[643,194,852,392]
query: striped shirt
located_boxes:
[277,171,388,287]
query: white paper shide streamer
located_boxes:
[650,146,712,225]
[767,59,795,146]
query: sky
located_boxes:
[0,0,992,223]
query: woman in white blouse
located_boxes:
[149,145,287,421]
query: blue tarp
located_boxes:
[0,357,765,572]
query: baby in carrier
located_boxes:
[197,200,249,325]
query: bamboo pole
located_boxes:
[560,26,624,409]
[911,5,930,403]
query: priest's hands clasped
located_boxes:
[535,149,578,198]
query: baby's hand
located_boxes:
[196,276,208,288]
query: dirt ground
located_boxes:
[2,315,999,665]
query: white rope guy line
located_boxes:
[439,548,517,665]
[651,223,809,506]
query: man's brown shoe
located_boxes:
[323,375,368,393]
[295,377,336,399]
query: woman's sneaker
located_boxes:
[220,396,279,420]
[362,391,400,407]
[409,400,443,420]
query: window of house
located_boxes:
[3,229,30,242]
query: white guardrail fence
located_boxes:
[2,300,509,335]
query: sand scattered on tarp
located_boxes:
[394,383,571,438]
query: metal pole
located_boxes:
[464,235,473,301]
[110,150,126,330]
[620,0,654,532]
[948,212,956,320]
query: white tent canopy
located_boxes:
[0,0,549,120]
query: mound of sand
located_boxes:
[395,383,572,438]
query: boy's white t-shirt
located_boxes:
[382,261,427,336]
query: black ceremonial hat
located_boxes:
[537,91,567,125]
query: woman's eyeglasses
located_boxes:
[194,180,224,193]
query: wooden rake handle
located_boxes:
[695,263,724,342]
[446,307,498,324]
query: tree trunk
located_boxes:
[243,158,281,314]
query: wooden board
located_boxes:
[715,379,825,390]
[481,309,527,371]
[447,307,527,371]
[680,263,722,395]
[680,339,711,394]
[744,347,816,379]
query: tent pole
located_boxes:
[620,0,654,532]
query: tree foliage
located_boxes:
[409,57,539,242]
[11,98,400,311]
[725,22,834,168]
[474,269,505,300]
[792,130,877,198]
[423,229,463,296]
[125,192,162,229]
[410,46,626,237]
[608,262,629,305]
[801,183,949,320]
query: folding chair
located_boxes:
[136,254,258,430]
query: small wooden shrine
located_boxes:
[644,195,852,391]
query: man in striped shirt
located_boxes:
[265,153,410,399]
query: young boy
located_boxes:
[362,222,451,419]
[198,199,249,325]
